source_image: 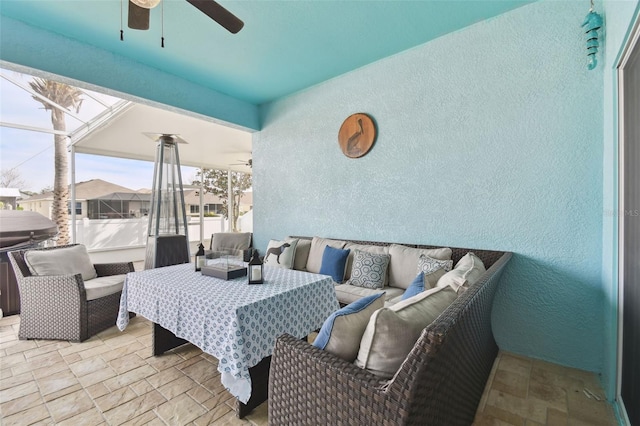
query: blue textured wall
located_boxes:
[254,1,606,373]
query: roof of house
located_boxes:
[0,188,21,198]
[19,180,252,206]
[93,192,151,201]
[23,179,136,202]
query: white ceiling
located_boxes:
[71,101,253,173]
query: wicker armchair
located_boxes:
[269,246,512,425]
[8,244,134,342]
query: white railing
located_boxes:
[72,216,242,264]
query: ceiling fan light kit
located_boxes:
[123,0,244,44]
[131,0,161,9]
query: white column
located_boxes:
[199,167,204,242]
[227,169,234,232]
[70,141,76,243]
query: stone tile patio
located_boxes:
[1,314,617,425]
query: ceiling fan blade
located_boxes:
[128,0,150,30]
[186,0,244,34]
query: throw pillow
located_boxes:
[24,244,97,281]
[437,252,487,292]
[401,273,424,301]
[290,238,311,271]
[387,244,452,289]
[312,293,385,362]
[348,250,390,289]
[343,243,390,282]
[355,286,458,378]
[319,246,351,283]
[306,237,347,273]
[263,239,298,269]
[417,254,453,289]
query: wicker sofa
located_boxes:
[268,237,512,425]
[8,244,134,342]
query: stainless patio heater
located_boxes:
[144,133,190,269]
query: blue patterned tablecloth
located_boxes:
[116,263,338,403]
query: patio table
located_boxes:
[116,263,338,417]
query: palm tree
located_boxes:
[29,78,83,245]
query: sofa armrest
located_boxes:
[94,262,135,277]
[17,273,89,341]
[269,333,396,425]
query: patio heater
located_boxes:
[144,133,190,269]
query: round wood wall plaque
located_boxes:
[338,113,377,158]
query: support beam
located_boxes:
[227,169,234,232]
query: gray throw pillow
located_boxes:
[348,250,391,289]
[25,244,97,281]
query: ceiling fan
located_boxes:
[231,158,252,168]
[128,0,244,34]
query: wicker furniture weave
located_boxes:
[8,244,134,342]
[269,237,512,425]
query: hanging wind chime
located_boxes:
[581,0,604,70]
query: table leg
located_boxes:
[153,322,188,356]
[236,356,271,419]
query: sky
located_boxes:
[0,68,200,193]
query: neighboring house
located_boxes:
[183,189,253,217]
[19,179,139,219]
[0,188,21,210]
[87,192,150,219]
[17,179,253,220]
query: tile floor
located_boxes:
[474,352,617,426]
[1,314,618,425]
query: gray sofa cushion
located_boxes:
[305,237,347,273]
[437,252,486,292]
[387,244,452,289]
[312,293,385,362]
[290,238,311,271]
[334,284,403,305]
[355,286,457,378]
[84,274,126,300]
[25,244,97,281]
[210,232,252,255]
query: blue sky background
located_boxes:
[0,68,199,193]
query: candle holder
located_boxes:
[248,251,263,285]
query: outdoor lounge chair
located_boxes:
[210,232,253,260]
[8,244,134,342]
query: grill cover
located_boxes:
[0,211,57,250]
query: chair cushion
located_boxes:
[25,245,97,281]
[305,237,347,273]
[343,243,390,282]
[84,274,127,301]
[437,252,487,292]
[319,246,350,283]
[355,286,457,378]
[387,244,452,289]
[334,284,404,305]
[347,250,390,289]
[210,232,252,253]
[264,239,298,269]
[312,293,385,362]
[290,238,311,271]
